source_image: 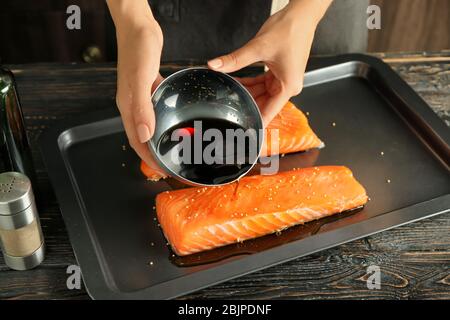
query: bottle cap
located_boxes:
[0,172,33,215]
[0,172,35,230]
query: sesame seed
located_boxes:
[332,122,336,127]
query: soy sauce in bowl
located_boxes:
[150,68,263,187]
[156,118,258,185]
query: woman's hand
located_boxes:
[208,0,332,125]
[107,0,166,175]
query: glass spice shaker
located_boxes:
[0,171,45,270]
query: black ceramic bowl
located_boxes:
[149,67,264,186]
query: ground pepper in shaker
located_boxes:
[0,172,45,270]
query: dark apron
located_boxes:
[150,0,271,62]
[150,0,369,63]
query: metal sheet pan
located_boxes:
[39,54,450,299]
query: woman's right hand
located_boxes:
[107,0,166,176]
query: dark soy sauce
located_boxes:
[156,118,259,185]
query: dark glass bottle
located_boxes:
[0,68,35,181]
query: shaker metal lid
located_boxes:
[0,172,33,215]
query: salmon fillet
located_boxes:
[156,166,368,256]
[142,101,323,181]
[261,101,323,156]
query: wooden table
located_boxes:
[0,52,449,300]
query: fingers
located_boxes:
[255,94,269,111]
[235,72,284,125]
[117,99,166,176]
[260,92,289,126]
[152,73,164,93]
[244,82,266,99]
[257,67,303,125]
[116,68,165,175]
[208,39,261,73]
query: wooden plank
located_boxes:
[368,0,450,52]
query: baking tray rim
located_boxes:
[39,53,450,299]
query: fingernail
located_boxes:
[208,58,223,69]
[137,124,151,143]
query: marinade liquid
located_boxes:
[156,118,259,185]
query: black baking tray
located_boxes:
[39,54,450,299]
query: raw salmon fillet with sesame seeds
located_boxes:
[141,101,323,181]
[156,166,368,256]
[261,101,323,156]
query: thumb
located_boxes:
[208,39,260,73]
[132,80,156,143]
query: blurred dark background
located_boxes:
[0,0,448,64]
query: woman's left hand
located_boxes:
[208,0,332,125]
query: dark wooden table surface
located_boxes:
[0,52,449,300]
